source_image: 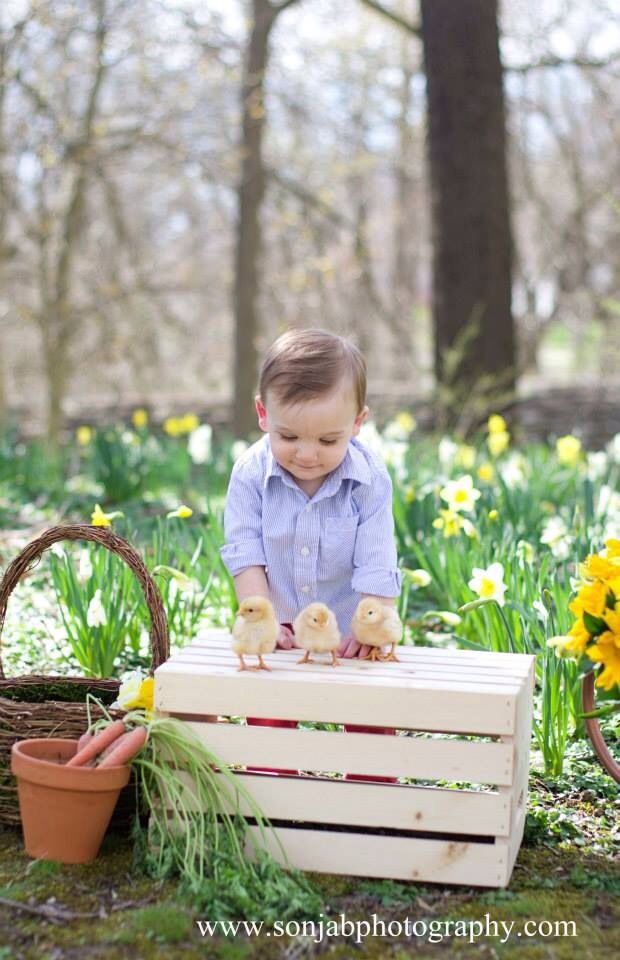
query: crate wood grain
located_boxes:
[154,630,535,888]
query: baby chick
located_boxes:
[293,602,341,667]
[232,596,279,671]
[351,598,402,662]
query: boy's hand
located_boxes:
[337,633,371,659]
[276,624,296,650]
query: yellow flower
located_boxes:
[487,414,507,434]
[91,504,124,527]
[116,672,155,715]
[487,430,510,458]
[488,509,498,521]
[568,581,608,620]
[132,408,148,429]
[433,508,476,539]
[477,461,494,483]
[403,485,415,504]
[587,632,620,691]
[556,435,581,467]
[581,554,619,583]
[394,411,416,434]
[406,568,431,587]
[180,413,200,433]
[76,426,92,446]
[605,538,620,560]
[163,416,181,437]
[455,444,476,470]
[167,504,193,519]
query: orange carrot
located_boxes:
[75,730,97,767]
[97,726,147,768]
[66,719,126,767]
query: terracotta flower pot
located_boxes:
[11,738,131,864]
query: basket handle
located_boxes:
[0,524,169,680]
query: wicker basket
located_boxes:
[0,523,169,826]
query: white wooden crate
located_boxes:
[154,629,535,888]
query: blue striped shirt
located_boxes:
[220,434,401,633]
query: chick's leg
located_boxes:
[297,651,312,665]
[331,651,339,667]
[237,654,258,672]
[257,654,272,671]
[379,643,400,662]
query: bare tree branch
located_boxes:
[358,0,421,38]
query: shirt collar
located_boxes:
[264,437,371,494]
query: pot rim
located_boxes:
[11,738,131,791]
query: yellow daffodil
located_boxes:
[167,505,193,519]
[568,581,608,620]
[403,485,415,504]
[132,408,148,429]
[440,474,481,513]
[455,444,476,470]
[488,509,499,521]
[91,504,124,527]
[477,461,494,483]
[180,413,200,433]
[406,568,432,587]
[115,671,155,716]
[487,430,510,458]
[76,426,92,446]
[487,414,507,434]
[587,632,620,690]
[394,411,416,434]
[556,434,581,466]
[163,416,182,437]
[433,508,476,539]
[468,562,508,606]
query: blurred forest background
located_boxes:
[1,0,619,442]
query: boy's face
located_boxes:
[255,385,368,487]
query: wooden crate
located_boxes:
[154,630,535,888]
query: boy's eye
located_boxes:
[279,435,295,442]
[320,439,337,446]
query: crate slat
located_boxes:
[180,720,515,784]
[246,827,508,887]
[155,666,518,735]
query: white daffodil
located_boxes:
[438,436,458,468]
[585,451,608,482]
[231,439,249,462]
[532,598,549,623]
[383,411,416,442]
[605,432,620,463]
[540,516,572,560]
[358,421,384,456]
[77,549,93,583]
[188,423,213,465]
[498,452,528,489]
[86,589,107,627]
[440,474,481,513]
[516,540,535,567]
[468,562,508,606]
[423,610,462,627]
[383,441,408,481]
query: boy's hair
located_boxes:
[259,329,367,411]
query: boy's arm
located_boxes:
[233,566,270,602]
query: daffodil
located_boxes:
[86,589,107,628]
[587,632,620,690]
[188,423,212,465]
[556,434,582,467]
[167,505,193,519]
[403,485,415,504]
[440,474,481,513]
[516,540,535,566]
[406,568,431,587]
[163,416,182,437]
[383,411,417,441]
[91,504,124,527]
[477,461,494,483]
[487,430,510,458]
[132,408,148,429]
[487,414,507,434]
[114,671,155,716]
[433,508,476,539]
[488,509,498,521]
[468,562,508,607]
[76,426,92,446]
[455,444,476,470]
[77,550,93,583]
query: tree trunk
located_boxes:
[232,1,277,438]
[420,0,515,429]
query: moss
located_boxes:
[0,680,118,703]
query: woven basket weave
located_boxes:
[0,523,169,826]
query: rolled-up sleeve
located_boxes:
[351,469,402,597]
[220,466,266,576]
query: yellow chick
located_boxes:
[293,602,341,667]
[232,596,279,671]
[351,598,402,662]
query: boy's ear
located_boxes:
[255,395,268,432]
[352,405,369,436]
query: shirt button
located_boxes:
[305,504,312,513]
[301,585,311,594]
[300,546,310,557]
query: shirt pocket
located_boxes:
[318,516,359,580]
